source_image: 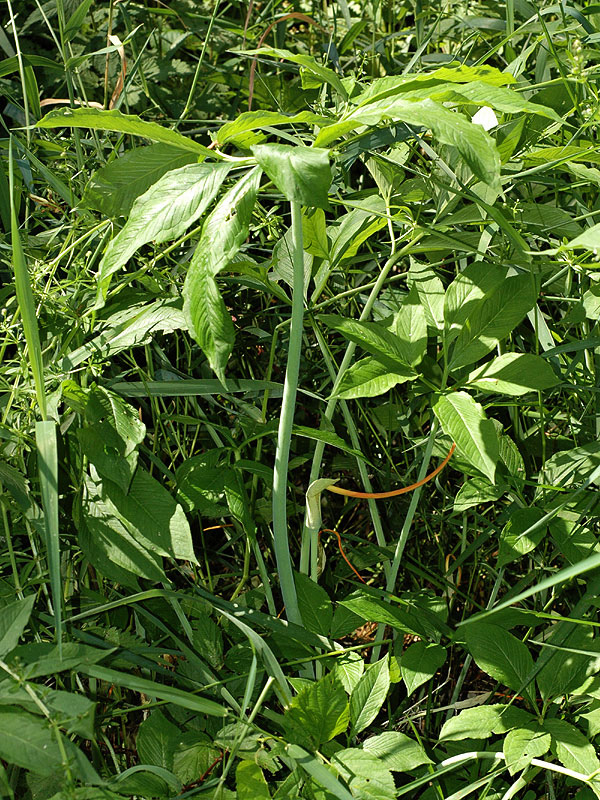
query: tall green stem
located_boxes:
[272,202,304,625]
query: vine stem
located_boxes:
[272,201,304,625]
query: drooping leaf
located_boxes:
[444,262,508,345]
[36,107,212,156]
[542,442,600,489]
[433,392,499,483]
[321,314,417,373]
[467,353,559,395]
[183,168,261,382]
[0,595,35,658]
[331,748,396,800]
[439,704,534,741]
[245,47,348,101]
[251,143,331,209]
[391,286,427,367]
[0,708,64,776]
[543,718,600,776]
[236,761,271,800]
[536,625,600,703]
[81,143,197,218]
[503,726,551,775]
[408,260,445,330]
[497,507,547,567]
[216,110,328,148]
[96,162,231,304]
[453,477,508,512]
[464,623,535,705]
[136,711,180,771]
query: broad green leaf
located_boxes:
[85,386,146,450]
[392,286,427,367]
[326,198,388,266]
[583,284,600,319]
[236,762,270,800]
[302,208,329,258]
[336,357,415,400]
[503,726,551,775]
[464,623,535,705]
[444,263,508,344]
[36,107,212,156]
[564,223,600,251]
[543,718,600,776]
[286,744,354,800]
[340,589,449,641]
[321,314,417,372]
[136,711,179,770]
[173,733,220,785]
[536,626,599,703]
[449,274,537,369]
[81,143,196,218]
[332,748,396,800]
[433,392,499,483]
[401,641,446,696]
[251,143,331,209]
[333,651,365,694]
[363,732,432,771]
[245,47,348,100]
[295,572,332,637]
[497,507,547,567]
[0,708,63,776]
[272,226,312,298]
[467,353,559,395]
[350,657,390,736]
[439,704,534,741]
[0,595,35,658]
[215,110,327,148]
[101,467,196,564]
[353,64,516,106]
[61,299,187,371]
[454,477,508,512]
[408,260,444,330]
[284,673,349,750]
[183,168,261,382]
[316,98,500,189]
[543,442,600,489]
[97,162,231,305]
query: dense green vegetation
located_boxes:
[3,0,600,797]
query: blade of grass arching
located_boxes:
[35,421,62,654]
[9,137,46,420]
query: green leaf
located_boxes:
[295,572,332,637]
[321,314,417,373]
[536,626,599,703]
[173,733,220,784]
[251,143,331,209]
[236,762,271,800]
[543,718,600,776]
[349,657,390,736]
[336,357,416,400]
[0,708,63,776]
[286,744,354,800]
[272,226,312,298]
[333,651,365,694]
[245,47,348,101]
[401,641,446,696]
[433,392,499,483]
[216,110,327,148]
[439,704,534,741]
[564,223,600,251]
[97,162,231,305]
[497,507,547,567]
[340,590,449,641]
[331,748,396,800]
[36,107,212,156]
[503,726,551,775]
[136,711,179,770]
[453,477,508,512]
[82,664,227,717]
[302,208,329,259]
[391,286,427,367]
[444,262,508,346]
[292,425,366,460]
[449,274,537,369]
[284,673,349,750]
[583,283,600,319]
[467,353,559,395]
[362,732,432,771]
[0,595,35,658]
[464,623,535,705]
[183,168,261,383]
[317,98,500,189]
[542,442,600,489]
[408,260,445,330]
[82,144,197,218]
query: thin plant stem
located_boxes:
[271,202,304,625]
